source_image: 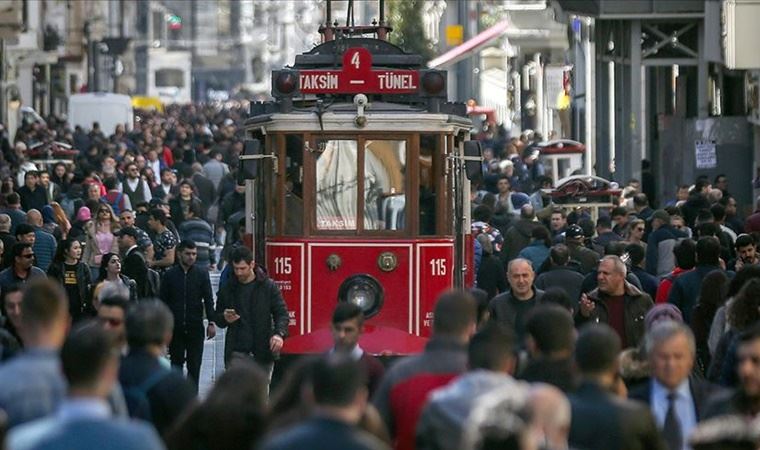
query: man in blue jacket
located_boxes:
[160,240,216,391]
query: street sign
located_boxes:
[298,48,420,94]
[695,140,717,169]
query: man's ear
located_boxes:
[525,335,537,357]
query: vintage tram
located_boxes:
[239,13,481,357]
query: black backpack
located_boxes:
[123,369,170,422]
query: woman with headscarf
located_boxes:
[69,205,91,242]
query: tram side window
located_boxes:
[315,140,358,230]
[364,140,406,231]
[419,135,438,235]
[284,135,304,235]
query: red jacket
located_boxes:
[655,267,691,303]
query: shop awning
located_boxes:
[427,20,510,69]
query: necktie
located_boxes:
[663,392,682,450]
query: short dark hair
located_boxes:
[472,205,493,223]
[5,192,20,205]
[126,300,174,348]
[714,174,727,184]
[604,241,627,257]
[149,208,167,225]
[332,302,364,326]
[575,324,621,375]
[739,322,760,346]
[15,223,35,237]
[24,170,39,179]
[432,290,477,336]
[62,321,118,389]
[160,168,173,177]
[100,295,129,312]
[735,234,755,250]
[103,177,118,191]
[674,239,696,270]
[525,305,574,355]
[596,216,612,230]
[177,240,197,252]
[467,322,515,370]
[610,207,627,218]
[710,204,726,222]
[311,355,366,407]
[633,193,648,207]
[179,179,194,189]
[11,241,32,258]
[625,242,646,266]
[21,278,68,331]
[694,179,710,193]
[230,246,254,264]
[696,236,721,265]
[538,287,575,313]
[549,244,570,266]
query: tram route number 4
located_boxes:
[298,47,420,95]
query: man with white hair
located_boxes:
[629,321,723,450]
[488,258,545,343]
[0,213,16,259]
[577,255,654,348]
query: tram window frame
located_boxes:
[303,134,414,237]
[283,134,305,236]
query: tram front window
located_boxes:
[315,140,358,230]
[364,140,406,231]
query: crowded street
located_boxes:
[2,1,760,450]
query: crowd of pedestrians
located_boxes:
[0,108,759,450]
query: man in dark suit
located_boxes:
[116,227,151,298]
[569,324,667,450]
[629,322,723,450]
[260,355,388,450]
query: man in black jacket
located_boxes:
[160,240,215,391]
[488,258,544,343]
[215,246,288,380]
[569,324,667,450]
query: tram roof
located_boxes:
[245,101,471,133]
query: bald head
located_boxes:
[529,384,571,449]
[0,213,10,232]
[26,209,42,227]
[508,258,535,300]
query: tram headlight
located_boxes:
[274,71,298,95]
[338,275,383,318]
[421,71,446,96]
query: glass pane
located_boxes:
[419,135,438,235]
[316,140,358,230]
[284,135,304,235]
[364,140,406,231]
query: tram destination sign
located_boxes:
[298,47,420,94]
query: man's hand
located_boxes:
[579,293,596,318]
[206,322,216,340]
[223,309,240,324]
[735,258,744,271]
[270,335,284,353]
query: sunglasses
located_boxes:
[635,227,645,231]
[21,253,35,259]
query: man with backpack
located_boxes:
[119,300,195,435]
[102,177,131,216]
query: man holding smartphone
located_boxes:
[215,246,288,382]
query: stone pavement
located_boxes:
[198,271,226,398]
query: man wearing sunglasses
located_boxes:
[0,243,45,297]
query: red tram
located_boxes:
[239,13,481,356]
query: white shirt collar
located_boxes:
[57,398,111,421]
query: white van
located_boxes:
[67,93,133,135]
